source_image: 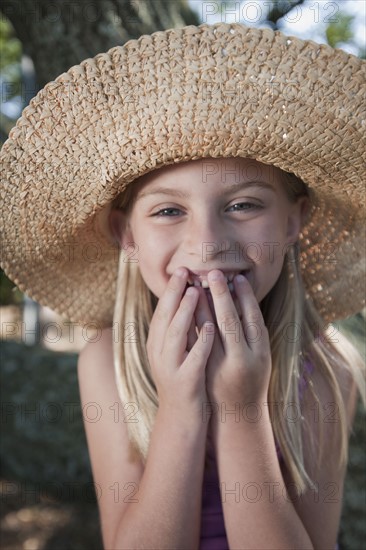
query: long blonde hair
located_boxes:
[112,165,365,491]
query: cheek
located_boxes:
[131,229,172,297]
[130,224,157,261]
[243,220,287,265]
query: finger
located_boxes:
[164,286,200,365]
[194,287,223,360]
[207,270,244,351]
[233,273,269,351]
[183,322,216,372]
[194,287,215,330]
[150,267,189,355]
[187,316,198,351]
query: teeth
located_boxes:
[187,272,246,287]
[188,271,247,291]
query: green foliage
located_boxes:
[0,269,23,305]
[338,310,366,360]
[1,341,92,487]
[179,0,200,25]
[265,0,306,28]
[0,16,21,97]
[0,17,21,69]
[326,12,354,48]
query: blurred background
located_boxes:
[1,1,365,548]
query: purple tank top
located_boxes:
[199,360,314,549]
[200,437,229,550]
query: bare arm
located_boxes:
[78,269,215,549]
[78,329,209,549]
[211,408,315,549]
[210,348,358,549]
[192,271,357,549]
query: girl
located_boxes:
[1,22,365,550]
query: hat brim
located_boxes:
[1,23,365,325]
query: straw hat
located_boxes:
[1,22,365,327]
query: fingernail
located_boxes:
[208,270,222,283]
[185,286,196,296]
[235,274,245,283]
[203,322,215,332]
[175,267,186,278]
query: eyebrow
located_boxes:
[136,181,276,201]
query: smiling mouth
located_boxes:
[185,270,249,293]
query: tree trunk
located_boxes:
[2,0,199,89]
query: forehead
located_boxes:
[135,157,286,194]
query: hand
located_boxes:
[194,270,272,408]
[146,268,216,420]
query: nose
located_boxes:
[182,212,232,259]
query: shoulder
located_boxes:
[77,328,144,547]
[78,326,114,372]
[77,328,118,416]
[77,327,117,416]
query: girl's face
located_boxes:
[110,157,308,305]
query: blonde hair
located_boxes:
[112,165,365,491]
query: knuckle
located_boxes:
[244,321,261,340]
[167,322,181,339]
[248,310,264,326]
[219,311,239,329]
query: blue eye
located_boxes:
[153,207,182,217]
[228,202,260,211]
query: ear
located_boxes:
[286,196,310,244]
[109,208,133,248]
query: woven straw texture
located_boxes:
[1,23,365,326]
